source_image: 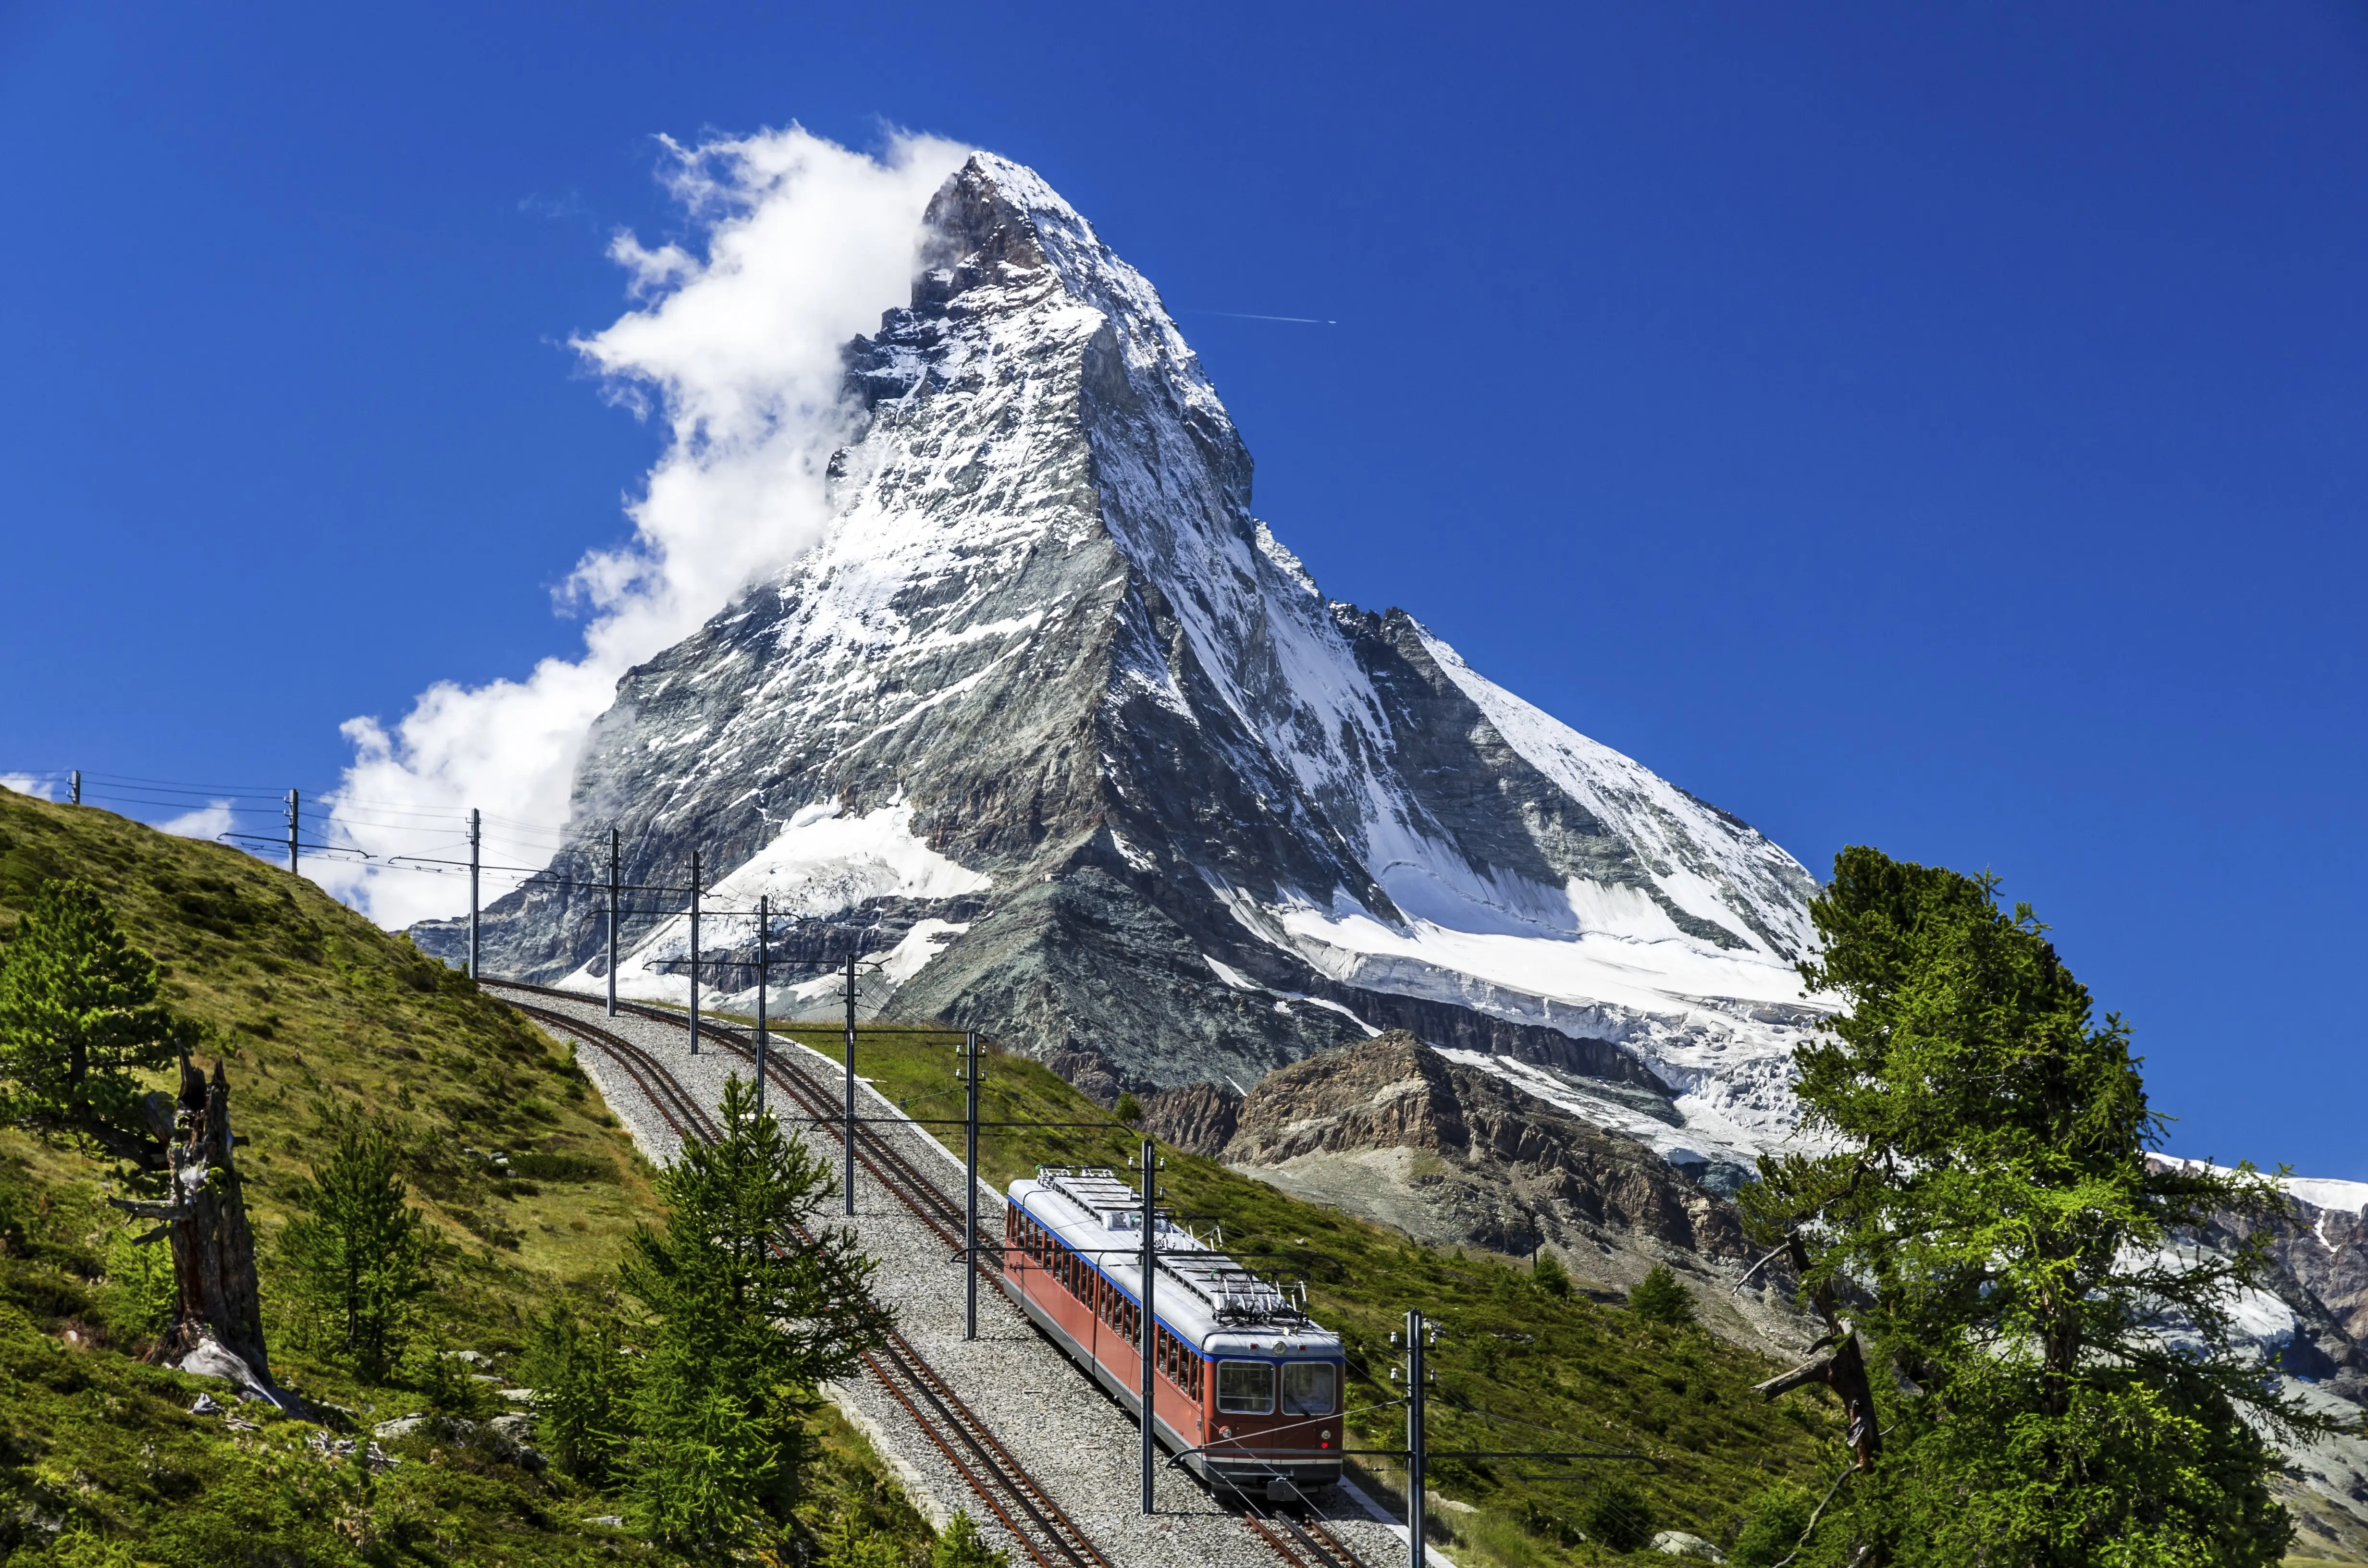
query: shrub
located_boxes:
[99,1222,175,1346]
[1628,1263,1696,1327]
[932,1509,1010,1567]
[1532,1250,1571,1297]
[1580,1478,1655,1553]
[507,1149,615,1183]
[1731,1481,1816,1566]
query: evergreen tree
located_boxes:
[280,1121,432,1379]
[1531,1250,1571,1298]
[1739,847,2331,1567]
[0,878,189,1174]
[522,1296,633,1484]
[622,1073,892,1558]
[1627,1263,1695,1328]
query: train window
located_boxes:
[1216,1360,1276,1414]
[1282,1362,1335,1415]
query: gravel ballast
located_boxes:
[513,986,1419,1568]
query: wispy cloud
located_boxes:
[326,125,971,928]
[0,773,57,801]
[157,800,235,840]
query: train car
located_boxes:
[1001,1166,1345,1501]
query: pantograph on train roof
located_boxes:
[1031,1166,1309,1331]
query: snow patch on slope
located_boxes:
[558,803,989,1004]
[715,802,991,914]
[1416,625,1818,961]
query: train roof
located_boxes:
[1009,1167,1338,1352]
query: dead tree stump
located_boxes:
[113,1054,271,1391]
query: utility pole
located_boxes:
[1405,1309,1431,1568]
[285,790,299,876]
[466,808,481,980]
[753,895,770,1118]
[962,1029,980,1340]
[687,849,701,1056]
[842,950,857,1216]
[1140,1136,1159,1515]
[68,770,79,806]
[606,826,620,1017]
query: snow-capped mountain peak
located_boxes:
[455,151,1828,1178]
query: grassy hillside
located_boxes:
[718,1012,1850,1564]
[0,787,927,1567]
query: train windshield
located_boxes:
[1216,1360,1276,1413]
[1281,1361,1335,1415]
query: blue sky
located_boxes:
[1,2,2361,1176]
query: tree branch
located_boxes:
[1771,1460,1858,1568]
[1756,1349,1840,1401]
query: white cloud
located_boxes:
[0,774,58,801]
[322,125,972,929]
[157,801,235,840]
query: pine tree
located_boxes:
[523,1296,633,1484]
[0,878,189,1175]
[1627,1263,1695,1328]
[280,1121,432,1380]
[1740,846,2331,1567]
[622,1073,892,1557]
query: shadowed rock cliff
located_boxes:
[1178,1033,1807,1352]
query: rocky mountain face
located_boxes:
[2176,1178,2368,1557]
[443,150,1830,1177]
[1137,1033,1806,1354]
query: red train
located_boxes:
[1001,1166,1346,1501]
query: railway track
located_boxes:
[497,980,1373,1568]
[499,994,1112,1568]
[493,980,972,1246]
[1247,1511,1372,1568]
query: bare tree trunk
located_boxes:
[1756,1236,1883,1471]
[113,1054,271,1389]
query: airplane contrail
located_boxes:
[1186,310,1339,325]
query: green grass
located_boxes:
[0,788,936,1566]
[706,1012,1851,1564]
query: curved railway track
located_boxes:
[499,981,970,1244]
[499,996,1112,1568]
[496,980,1373,1568]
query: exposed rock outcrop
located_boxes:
[1135,1080,1241,1158]
[1206,1034,1806,1352]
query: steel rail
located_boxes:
[863,1335,1114,1568]
[504,981,1370,1568]
[490,979,974,1249]
[506,992,1112,1568]
[1295,1518,1372,1568]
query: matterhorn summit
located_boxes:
[453,153,1829,1178]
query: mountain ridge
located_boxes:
[438,150,1829,1173]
